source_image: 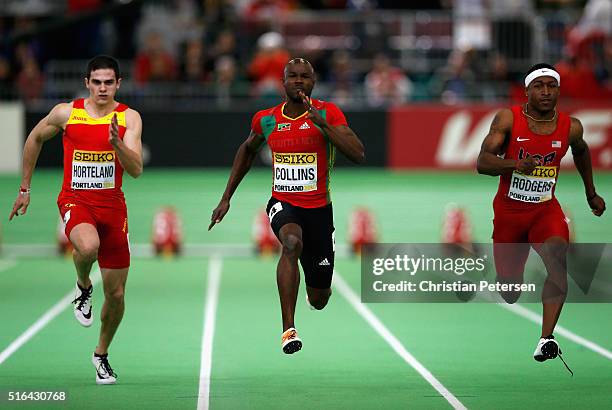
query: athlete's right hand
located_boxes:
[516,155,537,174]
[108,113,119,146]
[9,193,30,221]
[209,199,230,230]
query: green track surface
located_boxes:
[1,169,611,244]
[0,170,611,409]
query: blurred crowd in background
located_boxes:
[0,0,610,108]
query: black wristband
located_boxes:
[587,192,597,201]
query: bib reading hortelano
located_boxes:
[71,150,115,190]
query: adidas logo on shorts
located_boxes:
[318,258,330,266]
[299,122,310,130]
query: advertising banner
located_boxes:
[389,104,612,169]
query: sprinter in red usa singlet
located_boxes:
[477,63,606,367]
[210,58,365,354]
[9,56,143,384]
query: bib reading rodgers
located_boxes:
[71,150,116,190]
[273,152,317,193]
[508,166,557,203]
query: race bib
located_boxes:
[508,166,557,203]
[71,150,115,190]
[273,152,317,193]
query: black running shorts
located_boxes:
[266,197,335,289]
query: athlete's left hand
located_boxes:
[587,193,606,217]
[299,91,326,128]
[108,113,119,146]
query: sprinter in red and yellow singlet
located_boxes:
[477,63,605,367]
[210,58,365,354]
[9,56,143,385]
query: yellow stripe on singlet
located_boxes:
[67,108,126,126]
[280,103,309,121]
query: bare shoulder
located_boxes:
[125,108,142,128]
[568,116,584,145]
[569,116,583,136]
[497,107,513,117]
[493,108,514,127]
[485,108,513,137]
[47,102,73,127]
[125,107,142,122]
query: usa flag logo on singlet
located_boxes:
[552,141,561,148]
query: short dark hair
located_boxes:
[287,57,311,66]
[283,58,314,78]
[86,55,121,80]
[525,63,556,78]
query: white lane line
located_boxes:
[197,256,223,410]
[0,269,101,365]
[499,303,612,360]
[333,272,467,410]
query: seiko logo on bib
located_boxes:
[273,153,316,165]
[73,151,115,162]
[71,150,115,190]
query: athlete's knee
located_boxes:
[547,246,568,268]
[539,238,568,261]
[496,276,522,303]
[500,290,522,304]
[539,242,568,287]
[310,296,330,310]
[105,286,125,306]
[75,242,99,262]
[281,234,303,256]
[308,288,332,310]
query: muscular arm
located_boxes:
[222,131,265,201]
[209,131,265,229]
[110,109,143,178]
[476,109,518,176]
[22,103,71,189]
[9,103,71,220]
[569,117,606,216]
[319,123,365,164]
